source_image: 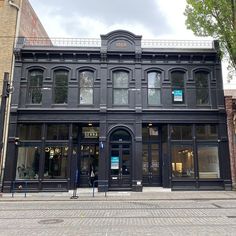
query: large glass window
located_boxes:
[172,145,194,178]
[198,145,220,178]
[54,70,68,104]
[28,70,43,104]
[79,71,94,104]
[113,71,129,105]
[47,124,69,140]
[142,126,160,141]
[196,124,217,140]
[44,145,68,179]
[16,146,41,179]
[171,71,185,104]
[18,124,42,140]
[195,71,209,105]
[148,72,161,105]
[171,125,192,140]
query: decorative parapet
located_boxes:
[142,39,214,49]
[22,37,214,49]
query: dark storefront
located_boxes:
[2,30,232,192]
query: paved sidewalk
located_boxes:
[1,187,236,201]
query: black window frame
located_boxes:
[171,71,185,104]
[195,71,210,105]
[112,70,129,106]
[53,70,69,104]
[27,69,43,104]
[147,71,161,106]
[79,70,94,105]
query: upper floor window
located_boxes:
[195,71,209,105]
[113,71,129,105]
[28,70,43,104]
[171,71,185,104]
[79,71,94,104]
[54,70,68,104]
[148,72,161,105]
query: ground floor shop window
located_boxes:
[198,145,220,178]
[16,146,40,179]
[44,146,68,179]
[172,145,194,178]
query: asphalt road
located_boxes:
[0,199,236,235]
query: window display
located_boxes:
[172,145,194,178]
[44,146,68,179]
[16,146,40,179]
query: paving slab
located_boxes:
[1,188,236,202]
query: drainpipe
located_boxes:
[0,0,21,191]
[8,0,20,11]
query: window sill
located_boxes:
[52,104,68,108]
[25,104,42,108]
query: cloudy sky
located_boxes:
[28,0,233,88]
[29,0,195,39]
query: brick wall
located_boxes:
[19,0,49,38]
[225,96,236,189]
[0,0,20,97]
[0,0,49,99]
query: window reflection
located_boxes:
[79,71,94,104]
[171,71,185,104]
[44,146,68,179]
[196,124,217,140]
[28,70,43,104]
[47,124,69,140]
[54,70,68,104]
[171,125,192,140]
[18,124,42,140]
[195,71,209,105]
[198,145,220,178]
[16,146,40,179]
[113,71,129,105]
[148,72,161,105]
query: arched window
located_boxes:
[113,71,129,105]
[53,70,68,104]
[148,72,161,105]
[28,69,43,104]
[79,71,94,104]
[195,71,209,105]
[171,71,185,104]
[110,129,131,141]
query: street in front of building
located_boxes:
[1,190,236,236]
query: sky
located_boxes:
[28,0,234,88]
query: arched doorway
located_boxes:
[109,129,132,190]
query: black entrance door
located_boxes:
[79,144,99,187]
[109,129,132,190]
[142,143,161,186]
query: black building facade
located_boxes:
[3,30,232,192]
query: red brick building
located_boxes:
[225,90,236,189]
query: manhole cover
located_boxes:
[38,219,64,224]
